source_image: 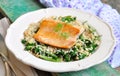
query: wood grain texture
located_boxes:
[0,0,120,76]
[57,62,120,76]
[0,0,45,22]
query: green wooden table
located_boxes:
[0,0,120,76]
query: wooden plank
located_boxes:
[56,62,120,76]
[116,67,120,72]
[0,0,120,76]
[0,0,45,22]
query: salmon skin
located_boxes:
[33,19,83,49]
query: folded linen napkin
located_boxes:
[0,17,38,76]
[39,0,120,68]
[0,57,5,76]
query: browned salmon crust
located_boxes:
[33,19,82,49]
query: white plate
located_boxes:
[5,8,115,72]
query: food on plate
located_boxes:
[33,19,84,49]
[21,16,101,62]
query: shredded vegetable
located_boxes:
[21,16,101,62]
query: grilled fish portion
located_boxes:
[33,19,84,49]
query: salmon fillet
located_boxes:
[33,19,83,49]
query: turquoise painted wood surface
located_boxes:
[0,0,45,22]
[0,0,120,76]
[57,62,120,76]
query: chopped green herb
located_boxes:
[54,23,63,32]
[54,23,70,39]
[61,16,76,23]
[60,32,70,39]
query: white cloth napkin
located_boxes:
[0,17,38,76]
[0,57,5,76]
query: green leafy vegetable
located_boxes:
[84,39,92,47]
[55,49,65,56]
[34,45,42,53]
[61,16,76,23]
[69,49,77,59]
[21,39,27,44]
[78,53,87,59]
[45,51,58,59]
[64,53,71,62]
[25,45,33,51]
[79,34,84,41]
[22,16,100,62]
[39,55,61,62]
[24,42,35,51]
